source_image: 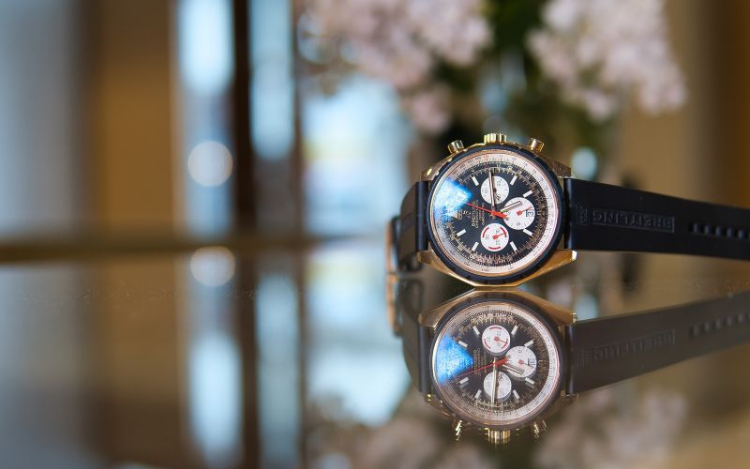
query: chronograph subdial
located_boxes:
[504,197,536,230]
[481,325,510,355]
[480,223,509,252]
[483,370,512,403]
[480,173,509,205]
[505,346,538,380]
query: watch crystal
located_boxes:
[428,146,561,281]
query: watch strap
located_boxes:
[394,182,429,270]
[566,291,750,393]
[565,178,750,259]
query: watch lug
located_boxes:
[420,287,575,331]
[420,154,454,181]
[417,249,578,289]
[499,249,577,287]
[416,250,484,286]
[548,159,572,178]
[533,152,571,178]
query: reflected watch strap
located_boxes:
[396,279,433,394]
[566,178,750,259]
[566,291,750,394]
[394,182,430,271]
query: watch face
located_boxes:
[431,298,562,429]
[427,144,563,284]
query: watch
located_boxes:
[394,279,750,444]
[391,133,750,286]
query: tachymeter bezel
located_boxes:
[426,144,565,285]
[429,294,565,430]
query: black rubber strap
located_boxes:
[395,279,432,394]
[394,182,429,271]
[566,178,750,259]
[567,291,750,393]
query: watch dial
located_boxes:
[431,299,562,428]
[428,146,562,282]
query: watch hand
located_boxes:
[465,202,507,219]
[454,357,508,379]
[502,363,525,374]
[516,207,529,216]
[501,201,523,213]
[490,364,497,403]
[489,169,498,216]
[493,336,508,347]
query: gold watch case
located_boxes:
[417,134,576,287]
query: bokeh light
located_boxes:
[188,141,234,187]
[190,246,236,287]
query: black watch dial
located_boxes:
[428,145,563,283]
[431,299,562,428]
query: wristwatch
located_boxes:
[392,134,750,286]
[394,280,750,444]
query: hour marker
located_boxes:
[525,378,536,385]
[472,176,480,186]
[523,229,533,236]
[458,340,468,348]
[512,390,520,401]
[524,340,534,347]
[510,175,517,185]
[456,229,466,237]
[475,389,483,399]
[523,190,533,197]
[510,241,517,252]
[510,325,518,336]
[459,377,469,385]
[473,326,480,336]
[472,242,479,252]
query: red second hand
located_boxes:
[454,357,508,380]
[465,202,507,219]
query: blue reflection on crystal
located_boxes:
[433,180,471,219]
[435,336,474,384]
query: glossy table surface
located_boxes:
[2,237,750,469]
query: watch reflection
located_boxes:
[394,281,573,444]
[392,278,750,451]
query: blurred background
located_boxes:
[2,0,750,468]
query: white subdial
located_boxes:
[505,346,538,379]
[481,174,510,205]
[480,223,509,252]
[481,325,511,355]
[483,370,512,402]
[504,197,536,230]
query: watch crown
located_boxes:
[453,420,463,441]
[532,420,547,439]
[486,429,512,445]
[447,140,465,154]
[483,133,508,144]
[528,137,545,152]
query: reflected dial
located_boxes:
[432,300,561,428]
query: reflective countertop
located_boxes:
[2,239,750,469]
